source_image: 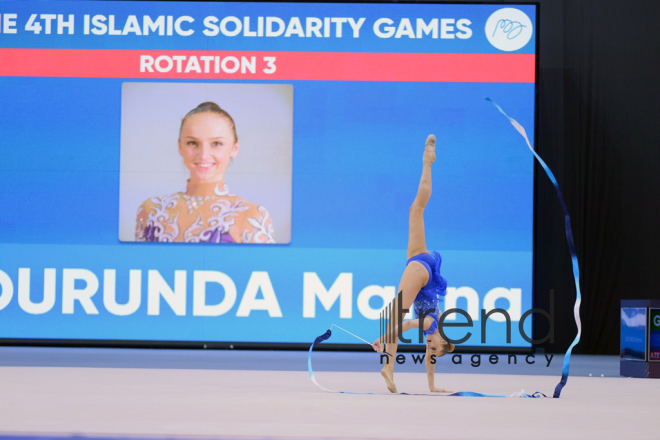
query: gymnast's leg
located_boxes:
[379,135,436,393]
[408,134,435,259]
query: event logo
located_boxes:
[484,8,533,52]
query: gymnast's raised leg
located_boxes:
[374,134,436,393]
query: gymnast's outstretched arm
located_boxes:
[426,350,453,393]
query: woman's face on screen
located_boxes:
[178,112,239,183]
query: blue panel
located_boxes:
[0,1,537,348]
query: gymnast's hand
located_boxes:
[372,338,384,353]
[430,386,453,393]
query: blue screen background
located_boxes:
[0,1,536,347]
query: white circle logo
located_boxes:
[485,8,533,52]
[654,315,660,327]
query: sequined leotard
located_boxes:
[406,251,448,336]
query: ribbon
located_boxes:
[308,324,544,398]
[486,97,582,398]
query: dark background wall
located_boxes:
[530,0,660,354]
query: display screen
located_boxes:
[650,308,660,361]
[0,1,537,347]
[621,308,647,361]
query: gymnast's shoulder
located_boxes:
[136,192,185,216]
[225,196,276,244]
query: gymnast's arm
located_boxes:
[426,350,452,393]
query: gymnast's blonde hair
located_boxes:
[438,341,455,357]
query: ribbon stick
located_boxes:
[330,324,375,346]
[486,97,582,398]
[308,324,544,398]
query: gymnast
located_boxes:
[372,134,455,394]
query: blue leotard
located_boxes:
[406,251,448,336]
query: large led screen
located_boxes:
[0,1,537,347]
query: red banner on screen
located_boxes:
[0,48,535,82]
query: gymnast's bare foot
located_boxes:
[424,134,436,166]
[381,366,398,394]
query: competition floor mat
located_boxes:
[0,348,656,440]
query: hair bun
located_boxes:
[194,101,223,112]
[179,102,239,141]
